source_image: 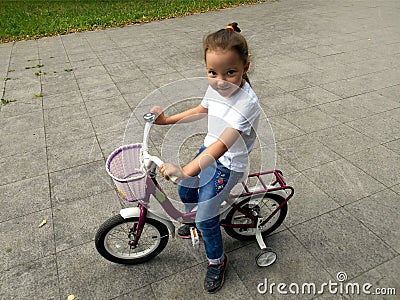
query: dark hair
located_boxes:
[203,22,251,85]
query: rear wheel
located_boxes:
[95,215,169,264]
[223,193,287,241]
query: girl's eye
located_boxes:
[227,70,236,75]
[208,70,216,76]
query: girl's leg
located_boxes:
[178,177,199,213]
[177,177,200,238]
[177,145,206,213]
[195,162,243,264]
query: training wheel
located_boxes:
[256,249,277,267]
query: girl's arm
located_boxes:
[159,127,241,180]
[151,104,208,125]
[183,127,241,176]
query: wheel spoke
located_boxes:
[104,221,162,259]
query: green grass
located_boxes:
[0,0,265,43]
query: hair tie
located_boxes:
[225,25,234,31]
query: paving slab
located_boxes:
[346,145,400,187]
[290,208,397,279]
[1,0,399,299]
[302,159,386,206]
[346,189,400,253]
[0,255,60,299]
[0,175,50,222]
[0,209,55,272]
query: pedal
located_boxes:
[190,227,200,249]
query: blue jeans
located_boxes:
[178,146,244,264]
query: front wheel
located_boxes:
[223,193,287,241]
[95,215,169,265]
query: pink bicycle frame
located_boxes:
[129,169,293,247]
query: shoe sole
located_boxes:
[177,229,201,239]
[205,275,225,294]
[177,234,191,239]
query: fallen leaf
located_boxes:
[39,219,47,228]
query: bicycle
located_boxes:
[95,112,295,267]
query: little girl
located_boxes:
[151,22,260,293]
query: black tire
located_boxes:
[95,214,169,265]
[223,193,287,241]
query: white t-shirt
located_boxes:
[201,82,261,172]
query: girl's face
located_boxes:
[205,48,250,97]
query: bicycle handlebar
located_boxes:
[142,113,180,185]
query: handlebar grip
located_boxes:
[168,175,180,185]
[151,156,164,167]
[148,155,180,185]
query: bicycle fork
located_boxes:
[128,205,148,248]
[119,204,176,248]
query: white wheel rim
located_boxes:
[257,251,277,267]
[104,222,161,259]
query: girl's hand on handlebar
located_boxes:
[159,163,188,181]
[150,106,167,125]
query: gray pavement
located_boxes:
[1,0,400,299]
